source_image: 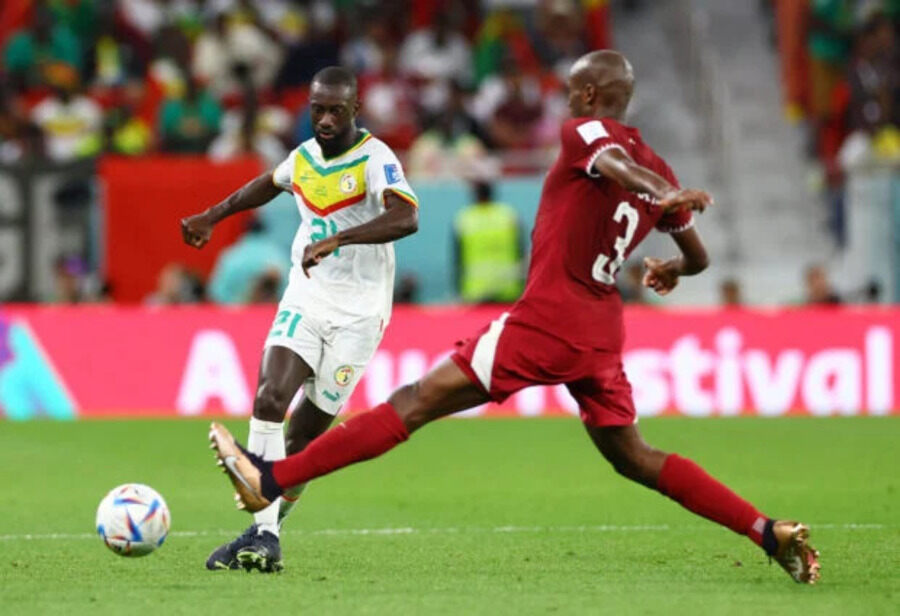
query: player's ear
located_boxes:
[583,83,596,106]
[353,98,361,115]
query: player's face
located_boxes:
[309,83,358,146]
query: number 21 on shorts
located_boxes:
[592,201,638,284]
[269,309,302,338]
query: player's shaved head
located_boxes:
[566,50,635,120]
[309,66,361,155]
[311,66,358,98]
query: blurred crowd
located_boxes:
[0,0,615,176]
[768,0,899,243]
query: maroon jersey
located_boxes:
[508,117,693,352]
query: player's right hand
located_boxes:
[659,188,713,214]
[181,213,214,249]
[642,257,681,295]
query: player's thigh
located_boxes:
[256,306,323,420]
[567,363,637,430]
[391,358,490,432]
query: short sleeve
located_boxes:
[562,118,628,178]
[654,163,694,233]
[366,143,419,208]
[271,150,295,191]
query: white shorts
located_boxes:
[263,303,383,415]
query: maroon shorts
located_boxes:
[451,313,636,428]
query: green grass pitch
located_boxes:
[1,416,898,615]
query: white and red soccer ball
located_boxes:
[96,484,170,557]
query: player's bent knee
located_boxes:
[252,383,291,422]
[389,382,441,433]
[608,444,667,487]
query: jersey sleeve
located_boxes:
[366,143,419,209]
[271,150,296,191]
[561,118,628,178]
[654,163,694,233]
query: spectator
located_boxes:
[847,13,898,136]
[471,57,541,137]
[407,110,490,178]
[452,181,524,303]
[103,80,153,156]
[158,74,223,153]
[359,44,423,150]
[208,94,287,167]
[807,0,855,152]
[530,0,587,80]
[720,278,743,307]
[3,7,82,91]
[51,255,88,304]
[488,66,544,150]
[207,218,289,305]
[192,11,283,98]
[85,8,144,89]
[804,264,842,305]
[399,9,473,113]
[394,273,421,304]
[246,268,283,304]
[30,63,103,161]
[145,263,196,305]
[341,13,391,76]
[0,87,43,163]
[275,1,339,87]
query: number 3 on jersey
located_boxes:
[592,201,638,284]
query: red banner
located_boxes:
[0,305,897,419]
[100,157,261,303]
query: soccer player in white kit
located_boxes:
[180,67,419,572]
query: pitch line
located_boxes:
[0,523,887,542]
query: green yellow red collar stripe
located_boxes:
[298,147,369,176]
[293,181,368,215]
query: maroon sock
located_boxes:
[271,403,409,490]
[657,454,768,547]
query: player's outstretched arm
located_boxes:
[592,148,712,214]
[180,171,283,249]
[642,227,709,296]
[301,191,418,277]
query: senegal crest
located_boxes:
[334,365,355,387]
[339,172,357,194]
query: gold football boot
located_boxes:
[208,422,273,513]
[770,521,821,584]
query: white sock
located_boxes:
[247,417,285,537]
[277,483,307,528]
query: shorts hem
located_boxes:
[450,352,499,401]
[579,412,638,429]
[262,339,317,376]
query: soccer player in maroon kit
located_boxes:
[209,51,820,584]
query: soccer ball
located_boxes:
[95,483,171,557]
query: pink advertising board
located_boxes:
[0,305,896,419]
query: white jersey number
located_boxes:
[592,201,639,284]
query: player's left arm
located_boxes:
[642,226,709,296]
[591,148,712,214]
[301,191,418,277]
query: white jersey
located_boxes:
[272,129,418,326]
